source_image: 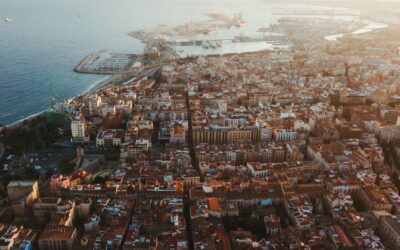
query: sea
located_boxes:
[0,0,361,125]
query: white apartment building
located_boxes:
[71,113,89,143]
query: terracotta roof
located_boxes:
[39,225,75,241]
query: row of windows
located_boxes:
[41,239,69,250]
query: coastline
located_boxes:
[4,110,47,131]
[1,50,265,128]
[3,8,391,127]
[3,75,111,130]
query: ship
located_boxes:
[208,41,217,49]
[233,34,250,43]
[234,11,247,27]
[235,20,247,27]
[201,41,209,49]
[202,27,217,35]
[203,12,235,22]
[4,17,14,23]
[204,11,246,28]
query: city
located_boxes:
[2,0,400,250]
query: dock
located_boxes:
[74,50,142,74]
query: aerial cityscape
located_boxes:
[2,0,400,249]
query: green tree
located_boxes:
[58,157,74,175]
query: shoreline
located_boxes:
[1,50,269,128]
[4,110,48,131]
[2,8,392,127]
[3,74,112,130]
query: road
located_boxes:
[89,64,164,92]
[121,64,164,85]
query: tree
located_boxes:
[58,157,74,175]
[45,169,54,180]
[23,166,40,180]
[93,176,105,185]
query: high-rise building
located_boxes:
[71,113,89,143]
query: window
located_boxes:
[42,240,49,250]
[61,240,68,250]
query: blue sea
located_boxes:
[0,0,357,125]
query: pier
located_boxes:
[163,36,289,49]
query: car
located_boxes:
[3,164,9,172]
[6,155,14,161]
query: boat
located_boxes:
[203,12,235,22]
[209,41,217,49]
[4,17,14,23]
[234,11,246,27]
[236,20,247,27]
[202,28,217,35]
[233,35,250,43]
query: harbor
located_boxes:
[74,11,293,77]
[3,0,400,247]
[2,0,393,125]
[164,35,286,47]
[68,10,393,104]
[74,50,142,74]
